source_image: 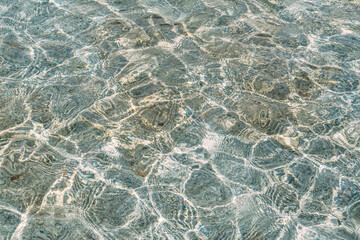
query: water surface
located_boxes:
[0,0,360,239]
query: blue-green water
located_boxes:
[0,0,360,239]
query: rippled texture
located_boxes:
[0,0,359,239]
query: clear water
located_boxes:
[0,0,360,239]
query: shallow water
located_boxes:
[0,0,360,239]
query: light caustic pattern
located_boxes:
[0,0,360,239]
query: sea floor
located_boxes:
[0,0,360,239]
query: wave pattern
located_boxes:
[0,0,360,239]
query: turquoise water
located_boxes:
[0,0,360,239]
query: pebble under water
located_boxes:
[1,0,360,239]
